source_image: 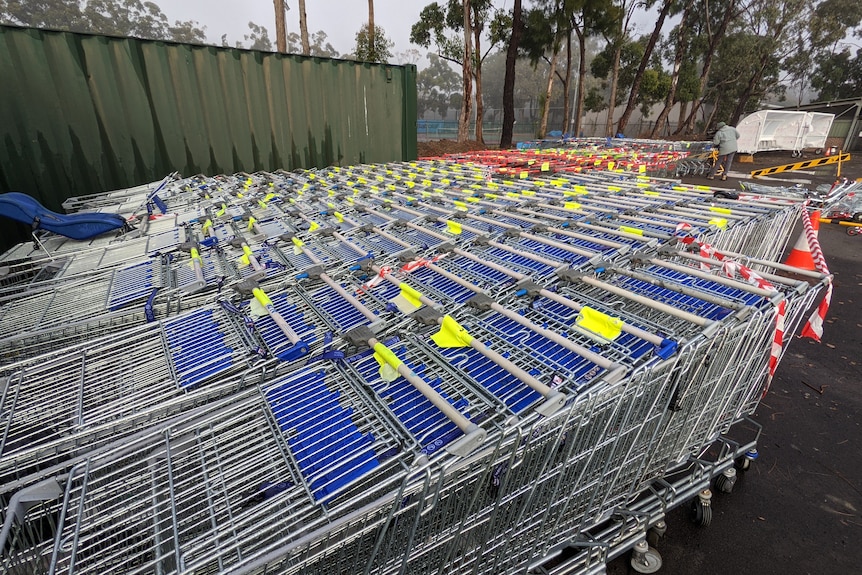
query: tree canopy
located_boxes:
[0,0,206,43]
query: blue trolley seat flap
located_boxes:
[349,342,474,456]
[164,309,234,388]
[0,192,126,240]
[265,370,379,500]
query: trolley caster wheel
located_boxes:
[715,468,737,493]
[690,489,713,527]
[647,519,667,548]
[736,448,759,471]
[631,540,663,574]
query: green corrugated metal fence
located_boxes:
[0,25,417,249]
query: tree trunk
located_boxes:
[563,31,572,135]
[368,0,375,59]
[500,0,522,149]
[616,0,672,135]
[458,0,473,143]
[574,26,586,137]
[274,0,286,53]
[606,43,621,137]
[539,49,559,139]
[651,1,692,138]
[298,0,309,54]
[473,10,484,145]
[676,0,737,135]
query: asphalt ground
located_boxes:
[602,152,862,574]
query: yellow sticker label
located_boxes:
[564,202,581,210]
[620,226,643,236]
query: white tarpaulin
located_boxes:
[736,110,834,155]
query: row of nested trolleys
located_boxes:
[0,158,835,575]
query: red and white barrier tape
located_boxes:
[675,222,784,388]
[799,206,832,341]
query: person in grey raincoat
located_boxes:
[708,122,740,181]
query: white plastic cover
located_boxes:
[735,110,834,154]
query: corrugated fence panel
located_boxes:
[0,25,417,250]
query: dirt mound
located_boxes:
[417,139,490,158]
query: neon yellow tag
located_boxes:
[564,202,581,210]
[431,315,474,348]
[620,226,643,236]
[334,211,344,223]
[373,343,403,382]
[575,306,623,340]
[446,220,462,235]
[247,216,256,231]
[710,206,732,214]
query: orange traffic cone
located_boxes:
[784,211,819,270]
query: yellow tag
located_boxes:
[608,186,621,192]
[373,342,404,382]
[710,206,732,214]
[247,216,256,231]
[607,161,615,170]
[258,200,267,209]
[620,226,643,236]
[309,221,320,232]
[216,204,226,217]
[708,217,728,229]
[575,306,623,341]
[446,220,462,235]
[574,185,587,194]
[190,247,201,263]
[441,179,450,185]
[485,193,498,199]
[507,192,520,198]
[422,179,432,187]
[239,244,254,266]
[519,171,529,180]
[334,211,344,223]
[522,190,536,196]
[454,200,468,211]
[636,182,650,188]
[564,202,581,211]
[695,185,711,191]
[407,181,415,188]
[391,283,423,314]
[672,186,687,192]
[467,196,480,203]
[201,219,212,234]
[291,237,304,248]
[638,165,646,173]
[541,162,550,172]
[644,191,660,197]
[431,315,474,348]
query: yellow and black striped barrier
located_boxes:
[751,153,850,178]
[819,217,862,228]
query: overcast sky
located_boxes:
[164,0,515,62]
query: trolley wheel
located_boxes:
[736,448,759,472]
[647,520,667,548]
[852,212,862,223]
[715,468,737,493]
[690,489,713,527]
[791,150,801,158]
[847,226,862,236]
[631,540,663,574]
[815,148,823,155]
